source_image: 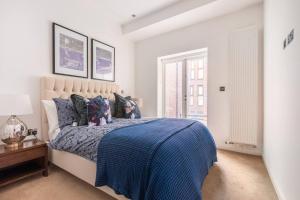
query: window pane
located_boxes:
[191,70,195,79]
[198,68,204,79]
[198,86,203,95]
[164,62,183,118]
[198,96,204,106]
[190,86,193,96]
[194,60,198,69]
[177,62,183,117]
[164,63,177,117]
[199,58,204,69]
[191,62,195,69]
[190,97,194,105]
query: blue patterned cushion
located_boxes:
[87,97,112,126]
[109,100,116,117]
[70,94,90,126]
[123,98,141,119]
[114,93,141,119]
[53,98,78,129]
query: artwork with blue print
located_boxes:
[96,47,112,74]
[91,39,115,81]
[53,23,88,78]
[59,33,84,71]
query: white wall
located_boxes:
[264,0,300,199]
[0,0,135,137]
[135,4,263,155]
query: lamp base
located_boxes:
[2,136,26,149]
[4,141,24,149]
[1,115,28,148]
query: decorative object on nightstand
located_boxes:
[0,139,48,187]
[27,128,38,142]
[0,94,33,148]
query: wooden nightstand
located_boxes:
[0,139,48,187]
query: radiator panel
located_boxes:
[229,27,259,146]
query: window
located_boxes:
[199,58,204,69]
[198,96,204,106]
[160,48,208,124]
[163,62,183,118]
[198,69,204,80]
[191,68,195,79]
[198,85,203,95]
[197,59,204,80]
[198,85,204,106]
[190,86,194,96]
[190,97,194,105]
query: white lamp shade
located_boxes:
[0,94,33,116]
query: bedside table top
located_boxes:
[0,139,46,156]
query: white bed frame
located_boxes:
[41,76,129,200]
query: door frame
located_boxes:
[157,48,208,118]
[161,55,206,118]
[161,59,187,118]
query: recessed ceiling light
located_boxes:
[131,14,136,18]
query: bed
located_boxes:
[41,76,129,199]
[40,76,217,200]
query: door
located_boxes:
[185,57,208,124]
[163,61,184,118]
[162,50,208,124]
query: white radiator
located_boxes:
[228,26,259,147]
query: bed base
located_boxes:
[49,148,127,200]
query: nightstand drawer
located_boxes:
[0,146,46,169]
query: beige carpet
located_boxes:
[0,150,278,200]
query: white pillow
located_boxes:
[42,100,60,140]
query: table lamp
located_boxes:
[0,94,33,148]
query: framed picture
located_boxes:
[91,39,115,82]
[53,23,88,78]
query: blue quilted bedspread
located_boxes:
[95,118,217,200]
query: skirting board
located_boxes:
[49,149,127,200]
[218,145,262,156]
[262,155,286,200]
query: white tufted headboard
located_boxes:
[40,76,120,141]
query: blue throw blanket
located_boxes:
[95,118,217,200]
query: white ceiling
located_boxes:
[121,0,263,41]
[101,0,182,24]
[100,0,263,41]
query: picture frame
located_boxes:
[53,23,88,78]
[91,39,115,82]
